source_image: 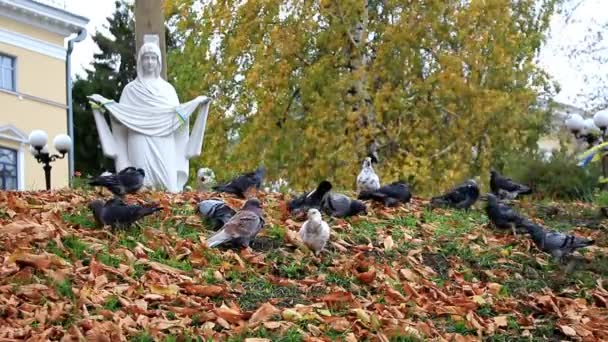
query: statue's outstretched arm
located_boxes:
[88,94,130,169]
[185,97,212,159]
[91,107,118,159]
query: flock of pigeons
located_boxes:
[85,159,595,264]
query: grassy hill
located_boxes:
[0,190,606,341]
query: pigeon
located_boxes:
[288,180,333,215]
[299,208,331,255]
[430,179,480,210]
[356,157,381,194]
[206,198,265,248]
[212,166,267,198]
[196,167,216,191]
[88,167,145,198]
[321,192,367,218]
[198,198,236,230]
[490,170,531,200]
[481,193,527,236]
[88,198,162,230]
[358,181,412,207]
[520,220,595,262]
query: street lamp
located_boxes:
[593,109,608,139]
[28,130,72,190]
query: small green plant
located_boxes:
[103,295,121,311]
[267,224,285,240]
[55,279,74,300]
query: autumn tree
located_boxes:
[165,0,558,193]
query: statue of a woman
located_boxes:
[88,42,211,192]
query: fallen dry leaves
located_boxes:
[0,190,606,340]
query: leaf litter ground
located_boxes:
[0,190,607,341]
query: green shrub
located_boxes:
[501,149,601,201]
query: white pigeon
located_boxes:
[196,167,216,191]
[356,157,380,194]
[298,208,331,255]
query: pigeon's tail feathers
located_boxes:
[141,206,163,217]
[357,190,387,201]
[570,236,595,249]
[430,196,447,208]
[88,177,114,187]
[517,185,532,195]
[307,181,332,201]
[206,230,233,248]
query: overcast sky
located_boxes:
[64,0,607,108]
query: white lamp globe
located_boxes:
[29,145,39,156]
[565,114,585,133]
[583,118,600,135]
[53,134,72,154]
[593,109,608,130]
[40,145,49,154]
[28,130,48,149]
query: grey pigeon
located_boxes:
[481,193,527,236]
[88,198,162,229]
[356,157,381,193]
[299,208,330,255]
[321,192,367,218]
[490,170,531,200]
[206,198,265,248]
[520,220,595,262]
[358,181,411,207]
[198,198,236,230]
[288,180,333,215]
[430,179,480,210]
[212,166,267,198]
[88,166,145,198]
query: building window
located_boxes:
[0,54,16,91]
[0,146,18,190]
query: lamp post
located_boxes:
[28,130,72,191]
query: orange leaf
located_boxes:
[184,285,224,297]
[215,304,243,324]
[248,303,280,327]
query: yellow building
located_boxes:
[0,0,88,190]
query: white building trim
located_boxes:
[0,26,65,60]
[0,0,88,37]
[0,124,28,190]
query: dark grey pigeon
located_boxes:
[321,192,367,218]
[358,181,412,207]
[520,220,595,262]
[288,180,333,215]
[481,193,527,236]
[212,166,267,198]
[490,170,531,200]
[430,179,480,210]
[89,167,145,198]
[88,198,162,230]
[206,198,265,248]
[198,198,236,230]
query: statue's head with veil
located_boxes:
[88,35,212,193]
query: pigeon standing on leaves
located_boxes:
[198,199,236,230]
[196,167,216,191]
[212,166,267,198]
[321,192,367,218]
[299,208,331,255]
[288,180,333,215]
[520,220,595,262]
[358,181,412,207]
[88,198,162,230]
[206,198,265,248]
[490,170,532,200]
[88,167,145,198]
[481,193,527,236]
[357,157,381,194]
[430,179,480,210]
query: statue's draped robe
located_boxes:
[95,76,207,192]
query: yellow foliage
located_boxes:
[167,0,557,195]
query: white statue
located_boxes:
[87,41,211,192]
